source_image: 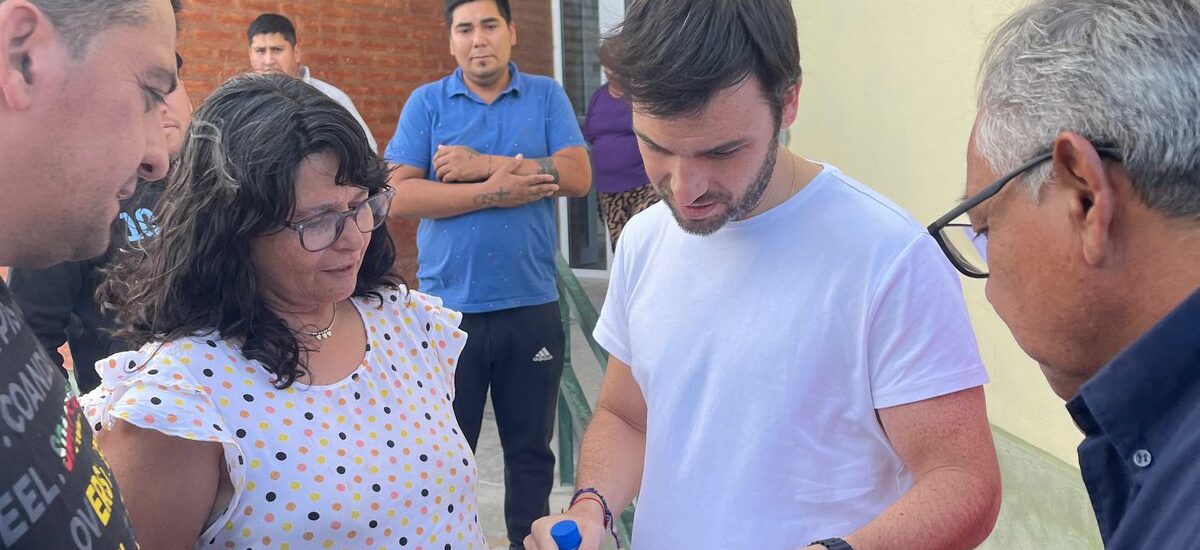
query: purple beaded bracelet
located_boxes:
[568,487,621,548]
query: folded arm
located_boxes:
[432,145,592,198]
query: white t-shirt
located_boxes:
[594,164,988,549]
[83,287,485,550]
[301,66,378,153]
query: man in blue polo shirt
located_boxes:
[385,0,591,546]
[930,0,1200,546]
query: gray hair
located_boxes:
[0,0,175,57]
[977,0,1200,218]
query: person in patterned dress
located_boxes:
[83,73,486,550]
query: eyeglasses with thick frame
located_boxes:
[282,187,395,252]
[927,146,1124,279]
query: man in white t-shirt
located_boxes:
[246,13,377,152]
[525,2,1001,549]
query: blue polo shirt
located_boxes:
[1066,286,1200,547]
[385,63,585,313]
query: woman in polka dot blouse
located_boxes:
[83,74,486,550]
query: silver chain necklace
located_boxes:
[301,308,337,341]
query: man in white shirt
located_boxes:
[247,13,377,152]
[525,1,1001,549]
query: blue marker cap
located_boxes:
[551,519,582,550]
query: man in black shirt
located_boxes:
[8,56,191,393]
[0,0,179,547]
[930,0,1200,546]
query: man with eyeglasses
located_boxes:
[929,0,1200,546]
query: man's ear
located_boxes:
[0,0,49,111]
[1051,131,1120,267]
[509,21,517,47]
[293,44,302,65]
[779,80,801,129]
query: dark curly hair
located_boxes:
[100,72,400,389]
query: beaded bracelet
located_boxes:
[568,487,621,548]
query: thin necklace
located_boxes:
[301,307,337,341]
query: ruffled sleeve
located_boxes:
[405,289,469,399]
[82,341,238,448]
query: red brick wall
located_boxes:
[177,0,553,284]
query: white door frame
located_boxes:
[554,0,626,280]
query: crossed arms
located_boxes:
[387,144,592,220]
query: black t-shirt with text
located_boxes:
[0,281,137,549]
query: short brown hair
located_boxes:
[600,0,801,122]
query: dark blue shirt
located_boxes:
[1067,286,1200,548]
[385,63,586,313]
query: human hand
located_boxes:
[472,154,559,208]
[434,145,491,182]
[523,503,607,550]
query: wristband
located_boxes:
[568,487,621,548]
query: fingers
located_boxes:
[530,183,560,198]
[525,516,562,550]
[496,153,525,175]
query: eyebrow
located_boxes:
[148,66,178,94]
[296,189,371,218]
[633,129,749,157]
[455,17,500,29]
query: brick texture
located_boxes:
[177,0,553,285]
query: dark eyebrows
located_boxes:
[633,129,670,154]
[454,16,501,30]
[700,139,749,156]
[296,189,371,218]
[632,129,749,157]
[148,66,178,94]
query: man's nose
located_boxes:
[669,159,708,205]
[138,110,170,182]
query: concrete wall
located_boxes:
[787,0,1083,464]
[787,1,1102,545]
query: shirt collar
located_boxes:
[298,65,312,83]
[448,61,523,101]
[1069,286,1200,452]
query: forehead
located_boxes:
[965,122,998,196]
[85,0,176,74]
[293,152,365,193]
[451,0,504,24]
[251,33,292,48]
[632,79,773,151]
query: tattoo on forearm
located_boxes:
[534,158,560,183]
[474,188,511,206]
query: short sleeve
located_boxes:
[406,290,469,399]
[384,85,435,171]
[592,234,633,366]
[866,235,990,408]
[544,83,587,155]
[82,343,237,447]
